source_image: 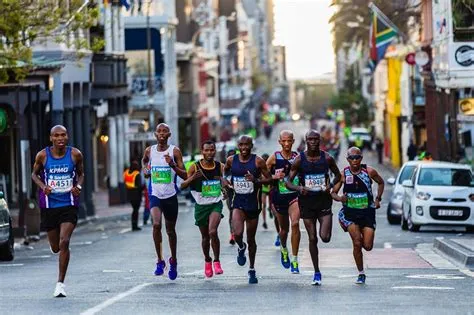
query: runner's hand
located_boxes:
[244,171,255,182]
[43,186,53,196]
[164,153,174,166]
[71,186,82,197]
[374,199,381,209]
[299,186,309,196]
[272,173,285,180]
[193,169,203,180]
[340,193,348,204]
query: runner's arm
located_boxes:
[330,175,346,202]
[180,163,196,190]
[71,148,84,196]
[256,156,272,184]
[327,153,341,188]
[141,147,151,178]
[285,156,301,192]
[31,150,47,190]
[222,156,233,188]
[368,167,384,201]
[172,147,188,180]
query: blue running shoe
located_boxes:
[290,260,300,274]
[154,260,166,276]
[274,235,280,247]
[312,272,322,286]
[248,269,258,284]
[168,258,178,280]
[356,274,366,284]
[280,248,291,269]
[237,243,247,266]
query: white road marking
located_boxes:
[80,282,152,315]
[119,228,131,234]
[102,270,124,273]
[29,255,51,259]
[392,286,454,290]
[0,263,24,267]
[383,242,392,249]
[406,274,465,280]
[71,241,93,246]
[460,269,474,278]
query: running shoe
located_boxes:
[355,274,366,284]
[229,233,235,245]
[237,243,247,266]
[312,272,322,286]
[248,269,258,284]
[274,235,280,247]
[280,248,291,269]
[154,260,166,276]
[290,260,300,274]
[213,261,224,275]
[204,261,213,278]
[168,258,178,280]
[53,282,66,298]
[262,222,268,229]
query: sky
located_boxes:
[273,0,335,79]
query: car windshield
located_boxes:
[398,165,416,184]
[352,132,369,137]
[418,168,473,186]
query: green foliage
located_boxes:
[0,0,102,83]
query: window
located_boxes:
[452,0,474,42]
[398,165,416,184]
[418,168,473,186]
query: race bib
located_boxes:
[202,180,221,197]
[233,176,254,194]
[278,177,299,194]
[304,174,326,191]
[151,166,172,184]
[347,192,369,209]
[48,178,73,193]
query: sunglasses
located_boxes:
[348,155,362,160]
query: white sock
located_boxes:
[280,245,287,252]
[359,270,365,275]
[292,255,298,262]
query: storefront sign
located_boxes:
[455,46,474,67]
[126,132,156,142]
[459,98,474,116]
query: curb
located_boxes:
[433,237,474,267]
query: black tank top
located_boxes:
[298,151,329,195]
[342,165,374,211]
[190,160,222,194]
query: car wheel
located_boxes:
[387,204,400,225]
[466,226,474,233]
[0,220,14,261]
[407,210,420,232]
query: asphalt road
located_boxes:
[1,120,474,315]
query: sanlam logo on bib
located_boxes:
[49,165,69,173]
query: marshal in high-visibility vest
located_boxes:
[123,169,140,189]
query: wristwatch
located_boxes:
[76,184,82,190]
[375,196,382,202]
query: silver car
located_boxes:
[386,161,420,224]
[0,191,14,261]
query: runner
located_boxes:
[266,130,301,273]
[31,125,84,297]
[142,123,187,280]
[225,148,236,245]
[223,135,272,284]
[180,140,225,278]
[286,130,341,285]
[331,147,384,284]
[260,153,270,230]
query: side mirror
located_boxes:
[0,191,3,199]
[387,177,396,185]
[402,180,414,188]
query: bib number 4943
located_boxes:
[233,177,254,194]
[304,174,326,191]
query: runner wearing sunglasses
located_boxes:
[286,130,341,285]
[331,147,385,284]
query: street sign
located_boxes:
[405,53,416,65]
[126,132,155,142]
[459,98,474,115]
[415,51,430,66]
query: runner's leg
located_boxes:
[47,228,60,253]
[151,207,164,261]
[288,202,301,257]
[318,213,333,243]
[198,225,211,261]
[303,218,320,272]
[274,210,289,248]
[361,227,375,251]
[208,211,222,261]
[165,217,178,261]
[232,209,245,248]
[246,217,259,269]
[58,222,75,283]
[347,224,364,272]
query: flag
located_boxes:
[368,9,398,71]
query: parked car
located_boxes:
[348,127,371,149]
[400,162,474,232]
[0,191,14,261]
[386,161,420,224]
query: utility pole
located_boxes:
[146,0,154,130]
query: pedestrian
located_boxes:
[375,138,384,164]
[123,160,143,231]
[180,140,225,278]
[266,130,301,273]
[286,130,341,285]
[142,123,187,280]
[331,147,385,284]
[31,125,84,297]
[260,153,270,230]
[223,135,272,284]
[407,141,417,161]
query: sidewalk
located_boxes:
[434,237,474,268]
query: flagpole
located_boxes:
[368,2,409,42]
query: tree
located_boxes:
[330,0,420,54]
[0,0,101,83]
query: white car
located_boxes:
[348,127,372,149]
[386,161,420,224]
[401,162,474,232]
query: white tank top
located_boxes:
[149,144,177,199]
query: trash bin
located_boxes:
[25,199,40,236]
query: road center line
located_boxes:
[392,286,454,290]
[383,242,392,249]
[80,282,152,315]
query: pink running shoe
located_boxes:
[213,261,223,275]
[205,261,213,278]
